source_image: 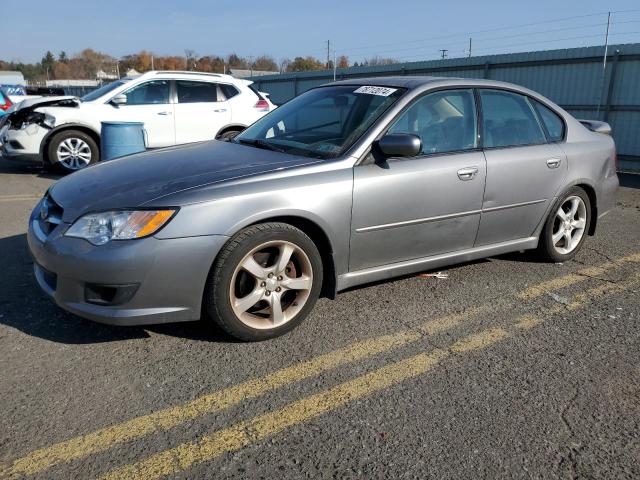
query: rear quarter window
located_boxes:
[220,84,240,100]
[533,100,565,142]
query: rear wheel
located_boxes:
[205,223,323,341]
[47,130,99,173]
[537,187,591,262]
[216,129,242,141]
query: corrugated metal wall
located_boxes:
[251,43,640,171]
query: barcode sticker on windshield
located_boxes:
[353,86,397,96]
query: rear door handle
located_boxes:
[546,157,561,169]
[214,108,227,113]
[157,111,172,116]
[457,166,479,181]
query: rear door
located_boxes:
[350,88,486,271]
[173,80,232,144]
[106,79,175,147]
[476,89,567,245]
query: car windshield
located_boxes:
[235,85,406,159]
[81,79,131,102]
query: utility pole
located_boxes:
[151,55,154,70]
[327,40,331,69]
[597,11,612,115]
[333,50,337,81]
[468,37,472,58]
[439,49,448,59]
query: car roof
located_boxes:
[331,76,446,89]
[329,75,529,93]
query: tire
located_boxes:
[217,129,242,141]
[205,223,323,341]
[47,130,99,173]
[537,186,591,262]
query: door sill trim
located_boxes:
[337,237,538,291]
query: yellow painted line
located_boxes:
[514,315,544,330]
[100,272,640,480]
[565,271,640,311]
[2,307,485,477]
[516,252,640,300]
[100,328,508,480]
[0,194,41,203]
[2,254,638,477]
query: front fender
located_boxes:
[39,122,100,157]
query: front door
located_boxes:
[108,79,175,148]
[174,80,232,144]
[350,88,486,271]
[475,89,568,245]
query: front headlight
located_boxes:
[18,112,55,129]
[65,209,177,245]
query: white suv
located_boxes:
[0,71,275,172]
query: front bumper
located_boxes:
[27,205,229,326]
[1,123,45,161]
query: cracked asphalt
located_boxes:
[0,157,639,480]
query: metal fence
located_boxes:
[251,43,640,171]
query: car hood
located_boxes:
[49,140,321,222]
[14,95,79,111]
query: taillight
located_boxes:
[254,99,269,111]
[0,95,11,111]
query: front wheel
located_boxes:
[47,130,99,173]
[537,187,591,262]
[205,223,323,341]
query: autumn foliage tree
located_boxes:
[2,49,342,82]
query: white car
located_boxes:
[0,71,275,173]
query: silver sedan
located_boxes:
[28,77,618,341]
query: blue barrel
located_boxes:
[100,121,146,161]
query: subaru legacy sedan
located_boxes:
[28,77,618,341]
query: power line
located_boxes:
[337,11,617,55]
[344,21,612,59]
[389,30,640,62]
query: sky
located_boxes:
[3,0,640,64]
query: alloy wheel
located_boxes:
[551,195,587,255]
[56,138,92,170]
[229,240,313,329]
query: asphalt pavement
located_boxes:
[1,158,639,479]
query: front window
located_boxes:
[235,85,406,159]
[388,89,478,154]
[81,79,130,102]
[122,80,170,105]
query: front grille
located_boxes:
[37,194,64,236]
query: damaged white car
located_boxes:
[0,71,275,173]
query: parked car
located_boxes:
[27,77,618,341]
[1,71,275,172]
[0,88,14,116]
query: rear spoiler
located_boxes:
[579,119,612,135]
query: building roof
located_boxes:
[229,69,279,78]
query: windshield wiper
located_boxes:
[236,138,286,153]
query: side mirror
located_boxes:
[376,134,421,157]
[111,94,127,106]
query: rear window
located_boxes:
[176,81,219,103]
[248,84,265,100]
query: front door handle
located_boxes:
[214,108,227,113]
[157,111,172,116]
[546,158,561,169]
[457,166,479,181]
